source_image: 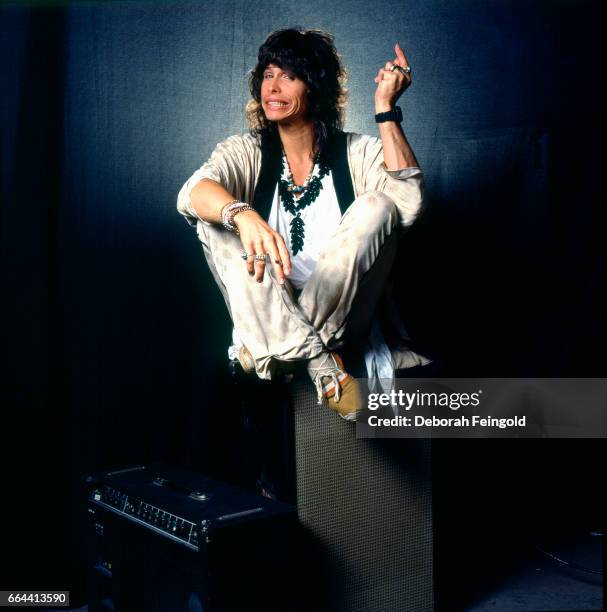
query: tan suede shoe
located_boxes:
[327,374,363,421]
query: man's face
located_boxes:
[261,63,309,124]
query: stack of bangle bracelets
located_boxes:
[221,200,255,234]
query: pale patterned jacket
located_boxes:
[177,131,431,389]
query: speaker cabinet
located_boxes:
[291,380,434,612]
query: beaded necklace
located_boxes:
[278,152,330,255]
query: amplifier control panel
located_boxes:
[89,485,207,550]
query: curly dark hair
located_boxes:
[246,28,348,154]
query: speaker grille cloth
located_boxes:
[292,380,433,612]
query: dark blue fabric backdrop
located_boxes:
[0,0,602,599]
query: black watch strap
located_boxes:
[375,105,403,123]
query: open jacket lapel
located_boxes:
[252,132,282,221]
[252,130,355,219]
[323,131,355,216]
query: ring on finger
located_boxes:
[391,64,412,75]
[241,251,249,261]
[254,254,266,262]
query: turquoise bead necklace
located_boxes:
[279,151,329,255]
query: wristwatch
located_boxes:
[375,106,403,123]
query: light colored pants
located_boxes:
[198,191,399,380]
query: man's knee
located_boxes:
[360,190,394,208]
[347,190,398,233]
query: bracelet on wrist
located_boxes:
[375,105,403,123]
[220,200,244,232]
[230,205,255,234]
[220,201,254,234]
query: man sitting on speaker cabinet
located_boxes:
[177,28,430,421]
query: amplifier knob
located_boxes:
[189,491,210,501]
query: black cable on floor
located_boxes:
[534,537,603,577]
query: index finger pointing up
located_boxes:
[394,42,409,66]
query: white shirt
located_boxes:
[267,157,341,289]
